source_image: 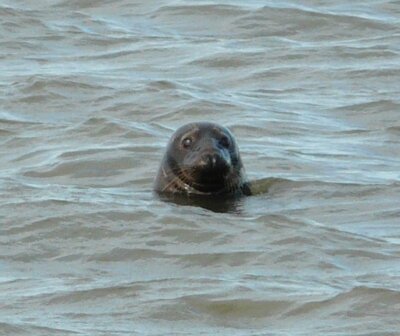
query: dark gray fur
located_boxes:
[154,122,251,196]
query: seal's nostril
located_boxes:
[200,153,217,167]
[200,153,221,169]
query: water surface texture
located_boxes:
[1,1,400,335]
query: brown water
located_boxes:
[1,1,400,335]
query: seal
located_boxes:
[154,122,251,196]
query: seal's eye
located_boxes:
[182,137,192,148]
[219,135,230,148]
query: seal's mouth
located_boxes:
[174,162,238,194]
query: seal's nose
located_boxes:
[200,153,219,168]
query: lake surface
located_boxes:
[1,1,400,335]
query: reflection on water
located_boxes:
[155,177,283,213]
[156,192,246,213]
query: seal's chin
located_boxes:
[197,165,229,182]
[182,164,231,193]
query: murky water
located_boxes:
[1,1,400,335]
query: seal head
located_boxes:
[154,122,250,196]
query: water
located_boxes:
[1,1,400,335]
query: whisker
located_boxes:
[162,174,182,192]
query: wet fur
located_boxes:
[154,122,251,196]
